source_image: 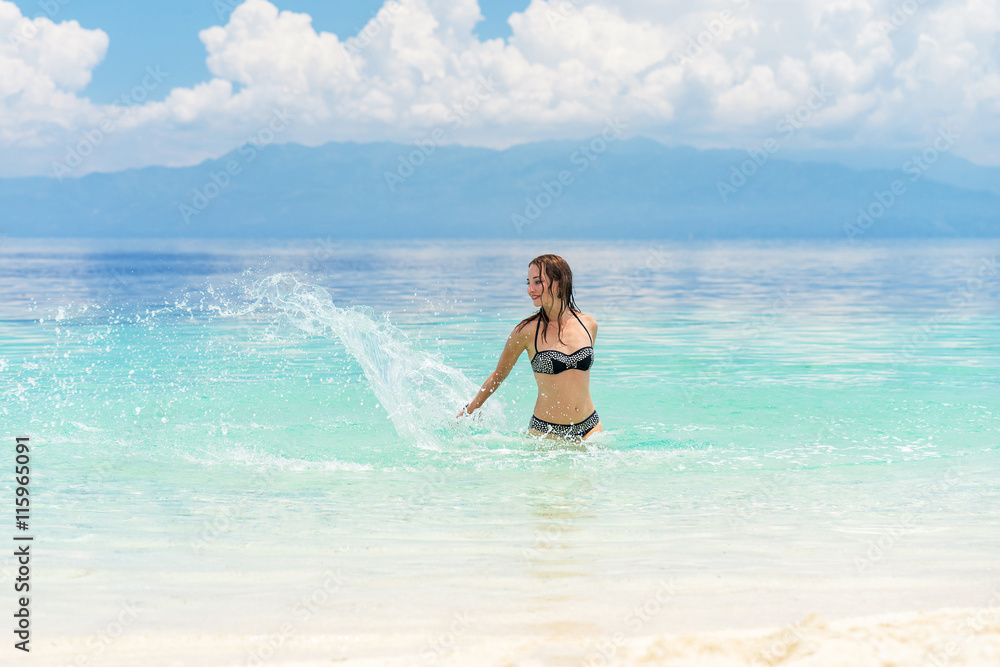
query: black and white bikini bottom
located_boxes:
[528,410,599,439]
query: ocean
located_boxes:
[2,237,998,665]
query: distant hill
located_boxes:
[1,137,997,239]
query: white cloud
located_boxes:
[0,5,107,91]
[1,0,999,177]
[0,2,108,152]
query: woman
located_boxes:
[457,254,603,440]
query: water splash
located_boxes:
[231,273,506,449]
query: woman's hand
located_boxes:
[456,404,471,419]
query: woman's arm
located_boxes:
[457,325,528,417]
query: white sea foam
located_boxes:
[177,447,374,472]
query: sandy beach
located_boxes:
[31,603,1000,666]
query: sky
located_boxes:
[2,0,999,178]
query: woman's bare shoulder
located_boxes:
[511,315,539,339]
[575,310,598,329]
[573,310,598,341]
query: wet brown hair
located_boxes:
[515,254,580,346]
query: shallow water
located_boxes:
[1,238,998,661]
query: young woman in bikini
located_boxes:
[457,253,602,440]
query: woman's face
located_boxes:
[527,264,558,309]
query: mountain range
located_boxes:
[2,136,997,239]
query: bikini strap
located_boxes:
[534,315,541,349]
[571,309,592,345]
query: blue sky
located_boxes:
[2,0,999,178]
[8,1,528,103]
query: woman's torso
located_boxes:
[527,310,596,424]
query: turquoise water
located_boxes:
[2,238,999,650]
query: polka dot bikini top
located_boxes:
[530,309,594,374]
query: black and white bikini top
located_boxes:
[530,309,594,375]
